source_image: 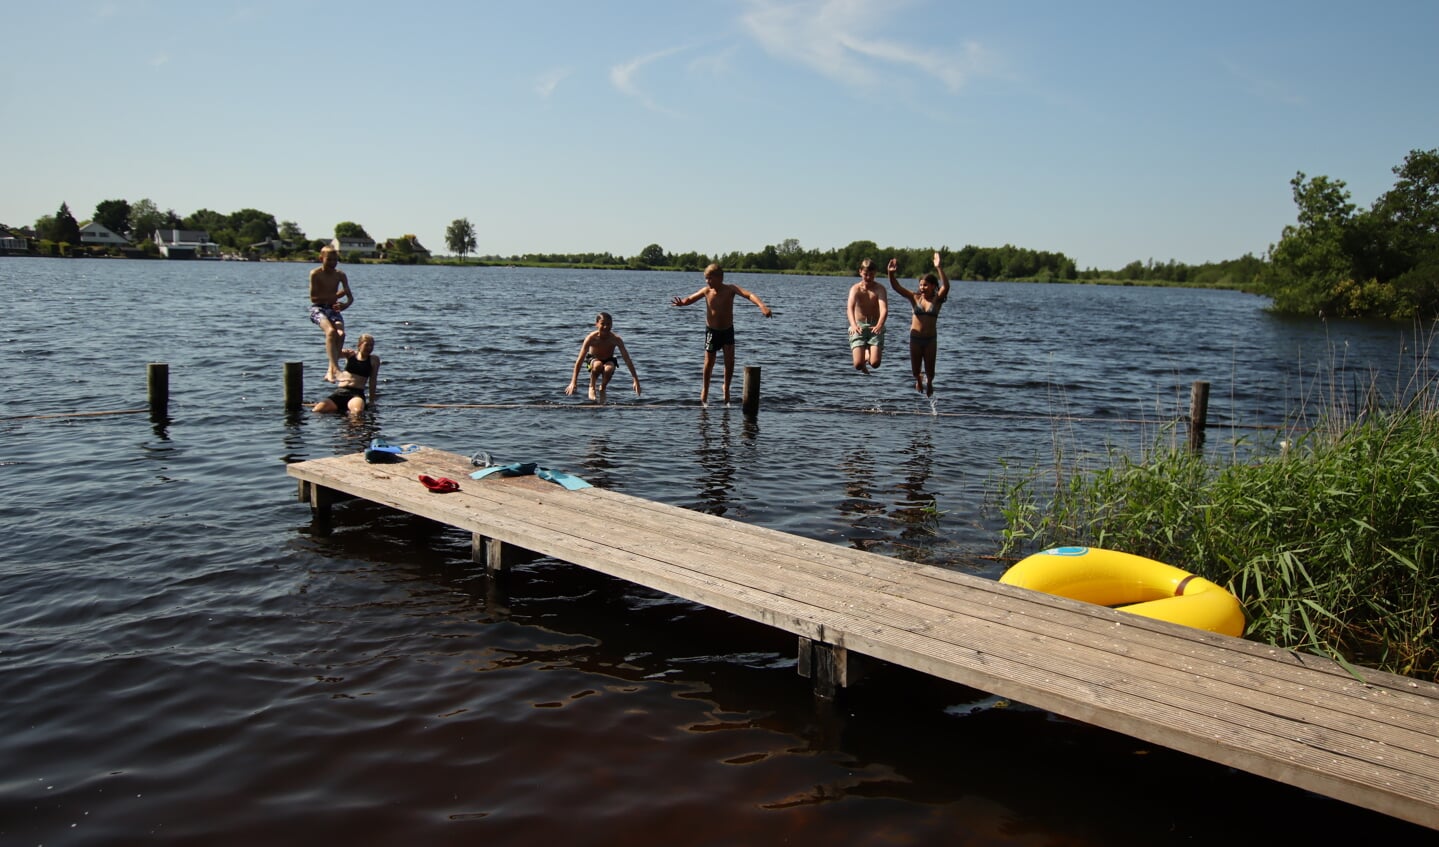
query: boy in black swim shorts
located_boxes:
[671,264,771,404]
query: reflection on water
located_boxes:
[579,433,617,488]
[695,407,737,516]
[892,428,941,542]
[4,260,1431,845]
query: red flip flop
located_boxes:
[418,474,460,493]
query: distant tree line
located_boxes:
[481,239,1268,290]
[15,150,1435,319]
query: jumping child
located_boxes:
[671,263,772,404]
[308,245,354,382]
[565,312,641,404]
[887,252,952,396]
[847,257,889,372]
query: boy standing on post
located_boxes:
[671,263,772,405]
[847,257,888,373]
[309,246,354,383]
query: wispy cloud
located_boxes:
[149,54,170,69]
[610,46,687,114]
[740,0,988,93]
[535,67,571,98]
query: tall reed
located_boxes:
[992,333,1439,680]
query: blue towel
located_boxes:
[469,461,591,490]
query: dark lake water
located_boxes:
[3,257,1433,844]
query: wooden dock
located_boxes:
[288,445,1439,830]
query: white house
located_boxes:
[79,222,130,247]
[0,229,27,254]
[155,229,221,259]
[330,235,378,257]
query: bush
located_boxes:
[995,409,1439,679]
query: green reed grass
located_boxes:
[993,384,1439,681]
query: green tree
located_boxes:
[446,217,477,259]
[33,214,56,241]
[228,208,279,243]
[1269,173,1356,289]
[53,202,81,244]
[92,199,131,236]
[279,220,306,243]
[638,243,666,266]
[128,198,165,242]
[1374,148,1439,254]
[334,221,371,240]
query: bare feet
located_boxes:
[587,381,596,401]
[914,377,924,393]
[926,379,934,397]
[596,385,607,405]
[324,370,339,383]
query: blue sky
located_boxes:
[4,0,1436,269]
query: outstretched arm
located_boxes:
[617,338,642,397]
[671,288,705,307]
[738,286,772,317]
[933,251,951,300]
[564,335,593,395]
[887,257,915,301]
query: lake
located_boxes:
[2,257,1431,845]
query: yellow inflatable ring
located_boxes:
[1000,546,1245,637]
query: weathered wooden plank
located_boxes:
[286,448,1439,830]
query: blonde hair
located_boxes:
[704,263,724,281]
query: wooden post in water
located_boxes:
[741,366,760,416]
[283,362,304,410]
[1188,380,1210,454]
[147,362,169,412]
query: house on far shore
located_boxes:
[1,229,28,255]
[380,234,431,261]
[330,235,378,258]
[247,238,290,255]
[155,229,221,259]
[80,222,131,247]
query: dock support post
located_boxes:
[308,483,333,518]
[284,362,304,410]
[474,534,518,575]
[474,533,512,614]
[1188,380,1210,454]
[742,366,760,417]
[147,362,169,412]
[797,636,848,699]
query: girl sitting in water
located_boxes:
[887,252,951,396]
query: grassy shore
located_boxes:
[992,380,1439,680]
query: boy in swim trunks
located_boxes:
[847,257,889,373]
[308,245,354,383]
[671,263,772,404]
[565,311,641,404]
[312,333,379,414]
[887,252,951,396]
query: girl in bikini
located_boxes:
[887,252,951,396]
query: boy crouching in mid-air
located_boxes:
[565,312,641,404]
